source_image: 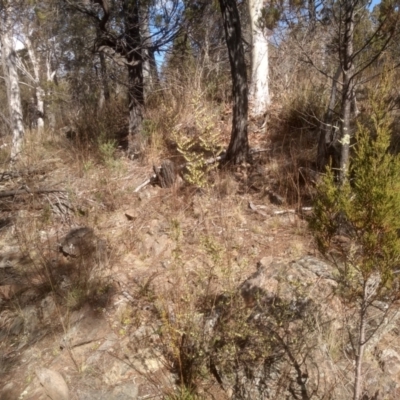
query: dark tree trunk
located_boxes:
[123,0,144,156]
[98,51,110,109]
[317,65,341,171]
[219,0,249,164]
[339,0,355,183]
[308,0,317,24]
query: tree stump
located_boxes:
[153,160,177,188]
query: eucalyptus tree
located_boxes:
[23,1,67,129]
[262,0,400,180]
[19,2,56,132]
[248,0,271,121]
[179,0,270,118]
[319,0,400,180]
[185,0,229,88]
[11,1,79,132]
[218,0,249,164]
[0,1,25,161]
[65,0,183,156]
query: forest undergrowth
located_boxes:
[0,75,325,398]
[2,63,400,399]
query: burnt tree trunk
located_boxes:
[317,65,341,171]
[123,0,144,156]
[219,0,249,164]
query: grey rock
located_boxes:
[141,233,174,258]
[35,368,69,400]
[0,382,19,400]
[60,227,96,257]
[23,305,40,334]
[60,308,109,349]
[76,388,108,399]
[378,349,400,375]
[130,325,154,341]
[97,332,119,351]
[8,315,24,336]
[41,294,57,324]
[59,228,109,278]
[294,256,337,281]
[103,359,132,385]
[110,383,139,400]
[76,384,138,400]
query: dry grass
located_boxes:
[0,59,329,398]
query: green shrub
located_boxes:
[311,73,400,287]
[310,71,400,399]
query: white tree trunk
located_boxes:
[1,26,25,160]
[248,0,270,118]
[25,36,45,132]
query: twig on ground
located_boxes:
[272,207,312,215]
[134,176,156,193]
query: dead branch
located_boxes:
[0,188,66,198]
[249,147,270,154]
[134,177,154,193]
[0,168,46,182]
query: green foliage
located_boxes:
[176,136,208,188]
[201,235,224,265]
[261,6,282,30]
[173,94,222,188]
[165,388,200,400]
[310,73,400,290]
[66,287,85,309]
[98,134,120,170]
[142,119,158,139]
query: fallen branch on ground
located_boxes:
[272,207,313,215]
[248,201,312,217]
[0,168,46,182]
[0,188,66,198]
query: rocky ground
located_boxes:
[1,132,400,399]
